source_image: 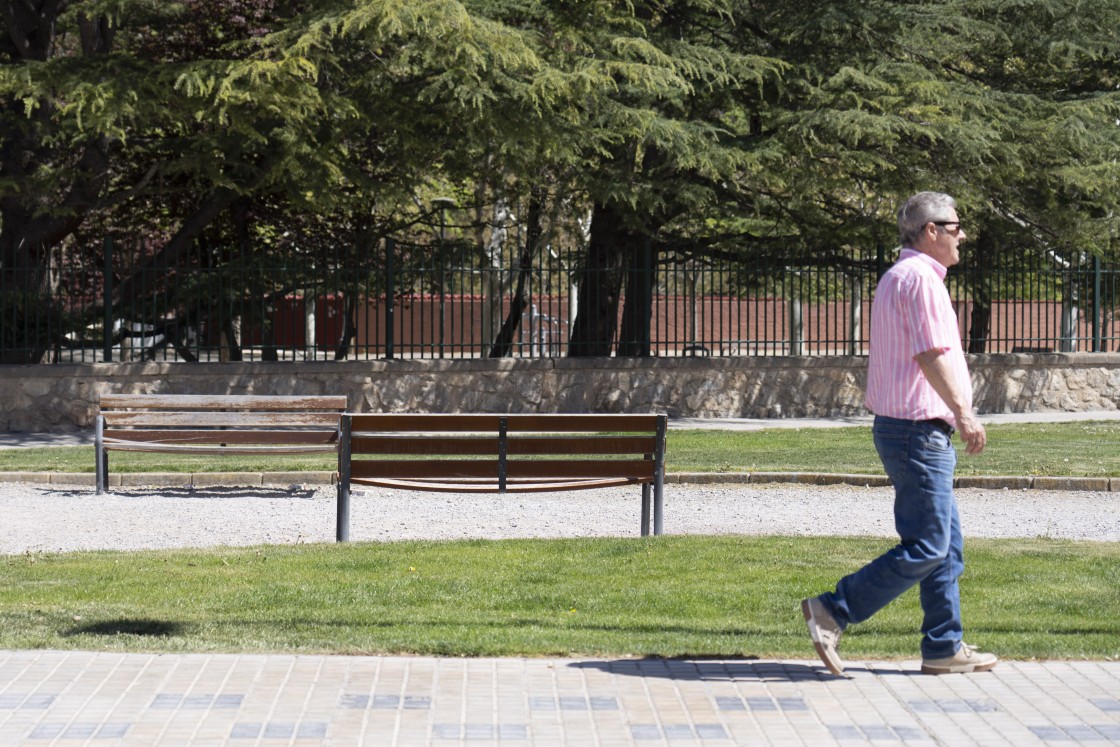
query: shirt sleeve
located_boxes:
[900,271,957,359]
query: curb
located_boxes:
[4,471,1119,492]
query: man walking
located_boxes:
[802,191,997,676]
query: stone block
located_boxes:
[119,472,192,487]
[50,472,96,486]
[1032,476,1110,492]
[8,472,53,484]
[955,475,1032,490]
[747,472,815,484]
[815,473,891,488]
[191,472,263,487]
[672,472,750,484]
[264,471,335,486]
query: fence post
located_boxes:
[641,238,653,355]
[434,198,455,358]
[305,292,316,355]
[102,236,113,363]
[385,238,395,360]
[847,274,862,356]
[1060,307,1079,352]
[1093,254,1102,352]
[789,272,803,356]
[1060,269,1079,353]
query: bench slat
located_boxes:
[102,441,337,454]
[350,459,656,480]
[347,413,660,433]
[349,435,657,456]
[351,477,639,493]
[99,394,347,411]
[102,412,343,427]
[103,429,339,446]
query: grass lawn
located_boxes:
[3,421,1120,476]
[2,422,1116,661]
[3,536,1118,661]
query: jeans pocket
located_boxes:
[873,429,911,483]
[911,429,958,481]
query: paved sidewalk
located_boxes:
[1,650,1118,747]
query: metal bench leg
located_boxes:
[336,483,350,542]
[654,415,666,536]
[95,416,106,495]
[641,484,651,536]
[336,415,352,542]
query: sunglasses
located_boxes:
[930,220,962,235]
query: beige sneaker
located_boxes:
[801,596,845,675]
[921,643,998,675]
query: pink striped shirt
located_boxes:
[865,248,971,427]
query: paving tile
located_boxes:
[230,721,262,738]
[3,654,1120,746]
[1092,698,1120,712]
[96,722,132,738]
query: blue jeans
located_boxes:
[822,415,964,659]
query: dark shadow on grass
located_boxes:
[65,618,188,637]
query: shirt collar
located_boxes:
[900,247,947,280]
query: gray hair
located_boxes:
[897,191,957,246]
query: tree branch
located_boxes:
[112,186,240,305]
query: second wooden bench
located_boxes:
[95,394,347,493]
[336,413,667,541]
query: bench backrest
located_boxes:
[98,394,347,446]
[341,413,666,490]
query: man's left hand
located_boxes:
[956,412,986,455]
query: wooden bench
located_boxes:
[95,394,347,494]
[336,413,667,541]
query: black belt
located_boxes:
[920,418,955,436]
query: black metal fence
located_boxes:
[3,237,1119,363]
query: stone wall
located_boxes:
[2,353,1116,432]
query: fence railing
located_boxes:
[3,238,1119,363]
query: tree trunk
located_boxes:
[481,198,512,351]
[617,238,655,357]
[568,201,635,357]
[335,296,358,360]
[489,192,543,358]
[0,6,114,362]
[968,231,995,354]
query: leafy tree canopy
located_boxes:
[2,0,1119,361]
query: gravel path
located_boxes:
[2,481,1117,554]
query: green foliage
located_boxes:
[3,0,1119,359]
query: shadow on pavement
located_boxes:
[570,658,922,681]
[569,658,835,681]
